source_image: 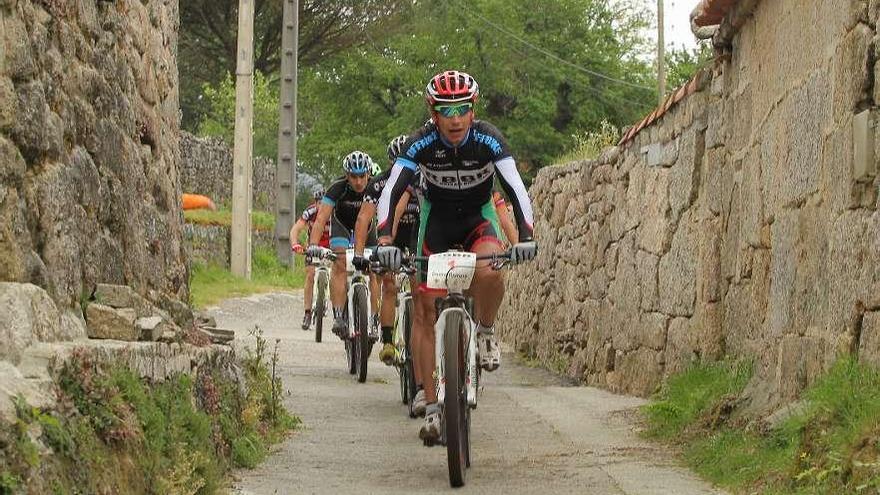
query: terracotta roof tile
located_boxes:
[692,0,740,27]
[617,69,709,147]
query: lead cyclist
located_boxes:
[374,70,537,442]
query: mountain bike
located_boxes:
[390,263,417,416]
[410,250,511,487]
[306,254,332,343]
[314,247,377,382]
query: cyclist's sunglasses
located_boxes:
[433,102,473,118]
[346,172,368,179]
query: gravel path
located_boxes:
[209,291,724,495]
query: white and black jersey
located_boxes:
[377,120,534,241]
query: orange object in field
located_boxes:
[182,194,217,211]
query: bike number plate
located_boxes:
[345,248,372,272]
[426,252,477,291]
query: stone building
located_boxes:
[499,0,880,414]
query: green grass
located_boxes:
[184,208,276,231]
[190,247,306,308]
[643,360,752,440]
[0,329,298,494]
[643,358,880,494]
[553,120,620,165]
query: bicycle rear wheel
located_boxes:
[443,310,469,487]
[398,297,416,406]
[314,273,326,343]
[353,284,370,383]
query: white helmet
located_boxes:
[342,151,373,175]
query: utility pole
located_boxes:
[275,0,299,265]
[657,0,666,104]
[231,0,255,279]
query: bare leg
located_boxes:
[380,273,397,327]
[304,265,316,309]
[468,240,505,327]
[370,274,381,319]
[413,288,439,402]
[330,251,347,310]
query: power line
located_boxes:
[502,38,655,113]
[360,2,656,114]
[457,1,656,92]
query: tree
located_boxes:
[179,0,415,131]
[197,71,280,159]
[665,42,714,91]
[295,0,657,182]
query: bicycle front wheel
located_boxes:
[443,310,469,487]
[403,297,417,407]
[314,273,326,343]
[353,284,370,383]
[345,340,356,374]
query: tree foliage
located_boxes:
[185,0,660,183]
[180,0,414,130]
[665,42,714,91]
[296,0,657,181]
[197,71,280,160]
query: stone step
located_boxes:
[201,327,235,344]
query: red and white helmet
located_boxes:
[425,70,479,105]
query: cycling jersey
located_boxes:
[322,177,366,230]
[376,120,534,241]
[301,202,330,247]
[363,169,392,204]
[365,168,419,238]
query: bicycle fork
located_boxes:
[347,278,372,339]
[394,290,411,361]
[434,307,479,408]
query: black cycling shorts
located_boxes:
[330,214,376,249]
[395,222,418,253]
[417,199,503,256]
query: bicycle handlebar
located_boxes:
[409,251,511,263]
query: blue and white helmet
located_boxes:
[342,151,373,175]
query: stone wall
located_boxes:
[499,0,880,414]
[0,0,187,313]
[179,131,277,211]
[184,223,274,267]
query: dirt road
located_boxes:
[210,292,724,494]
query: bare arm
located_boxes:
[354,202,377,255]
[496,204,518,246]
[377,161,415,243]
[392,190,411,240]
[309,203,333,246]
[290,219,309,248]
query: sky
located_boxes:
[661,0,702,50]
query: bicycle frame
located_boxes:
[310,247,373,338]
[393,271,413,362]
[346,270,372,338]
[311,258,331,315]
[345,248,373,339]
